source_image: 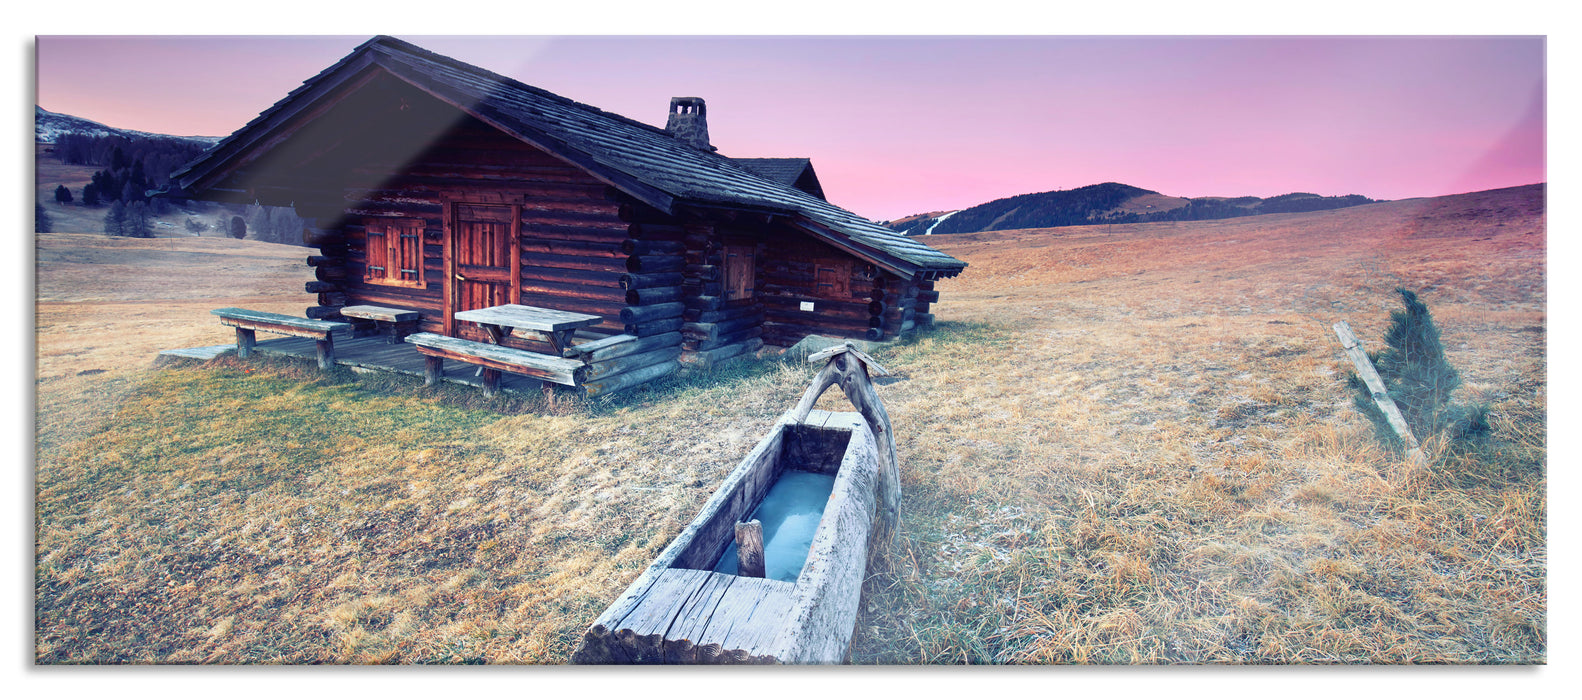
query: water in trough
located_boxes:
[713,470,837,582]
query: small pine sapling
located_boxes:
[1346,288,1488,448]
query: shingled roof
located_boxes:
[170,35,965,278]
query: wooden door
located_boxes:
[815,259,852,299]
[445,203,520,336]
[724,243,755,303]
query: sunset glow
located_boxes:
[34,35,1545,222]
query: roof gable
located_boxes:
[732,158,826,200]
[170,36,965,276]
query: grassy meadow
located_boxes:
[33,184,1545,664]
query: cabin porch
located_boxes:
[177,329,676,398]
[239,335,565,395]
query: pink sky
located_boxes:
[35,35,1544,222]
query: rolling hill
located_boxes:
[35,105,222,146]
[886,182,1379,236]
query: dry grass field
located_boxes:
[33,184,1545,665]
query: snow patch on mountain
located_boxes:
[922,210,958,235]
[35,106,223,146]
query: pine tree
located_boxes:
[103,200,127,236]
[1347,288,1487,446]
[125,201,153,238]
[54,184,73,205]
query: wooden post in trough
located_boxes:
[1333,321,1425,465]
[735,520,766,578]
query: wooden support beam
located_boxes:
[235,327,255,358]
[315,338,336,371]
[424,356,443,387]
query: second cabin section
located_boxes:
[164,37,965,394]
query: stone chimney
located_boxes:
[665,97,712,151]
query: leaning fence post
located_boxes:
[1333,321,1424,464]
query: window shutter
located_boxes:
[365,221,389,282]
[363,218,425,288]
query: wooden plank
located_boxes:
[211,308,352,335]
[671,426,786,571]
[662,571,740,665]
[605,567,714,664]
[1333,321,1422,452]
[708,576,797,663]
[216,317,349,342]
[405,332,584,386]
[339,305,423,323]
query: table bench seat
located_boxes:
[405,332,585,396]
[212,307,352,370]
[340,305,423,344]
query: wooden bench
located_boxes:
[405,332,586,397]
[339,305,423,344]
[211,307,353,370]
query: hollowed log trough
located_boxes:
[571,343,900,664]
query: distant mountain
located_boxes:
[35,106,222,147]
[885,182,1380,235]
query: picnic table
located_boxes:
[454,304,603,354]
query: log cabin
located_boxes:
[162,36,966,392]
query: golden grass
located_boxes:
[34,185,1544,664]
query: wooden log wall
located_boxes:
[757,232,902,347]
[671,222,767,369]
[293,116,636,340]
[290,116,683,392]
[876,273,924,340]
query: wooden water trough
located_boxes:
[571,343,900,664]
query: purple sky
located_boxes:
[34,35,1545,222]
